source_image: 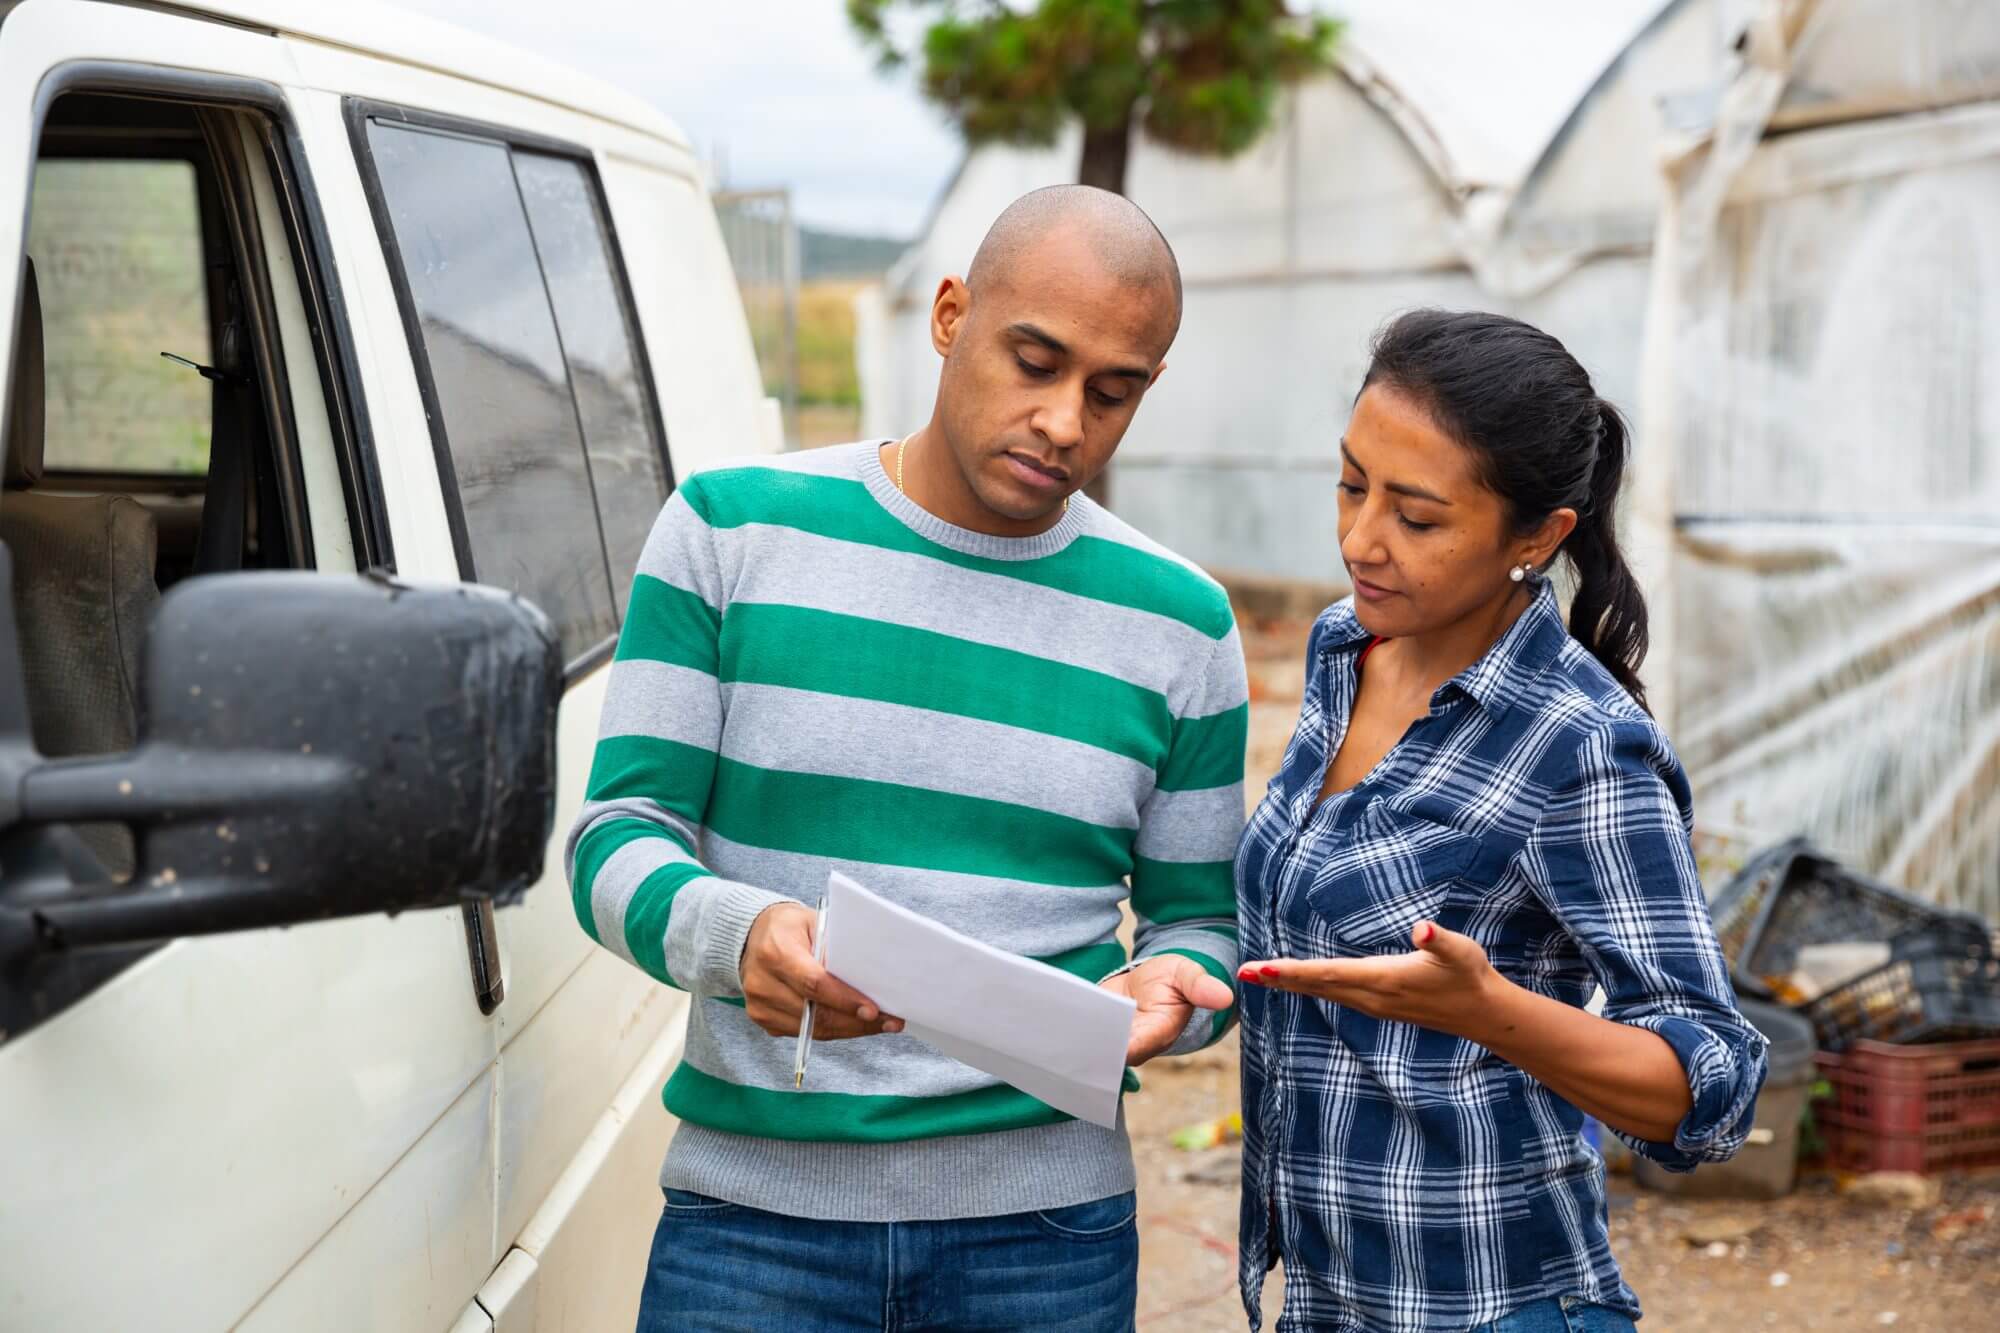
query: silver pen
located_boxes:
[794,895,829,1090]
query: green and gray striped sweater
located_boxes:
[565,441,1248,1221]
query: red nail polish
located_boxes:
[1261,965,1281,979]
[1237,966,1259,982]
[1421,924,1436,945]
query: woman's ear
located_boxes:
[1520,507,1579,571]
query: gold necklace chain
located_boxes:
[893,433,1069,514]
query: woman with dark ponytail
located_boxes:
[1233,311,1766,1332]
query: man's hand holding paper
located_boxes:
[740,900,904,1040]
[818,872,1228,1129]
[1100,955,1236,1066]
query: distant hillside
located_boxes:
[801,227,908,280]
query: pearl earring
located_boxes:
[1510,565,1529,583]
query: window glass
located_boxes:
[514,150,668,606]
[26,158,210,474]
[364,121,616,661]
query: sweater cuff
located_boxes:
[1165,1007,1219,1057]
[1108,951,1239,1057]
[691,879,793,998]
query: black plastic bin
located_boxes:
[1708,840,1990,1002]
[1801,920,2000,1051]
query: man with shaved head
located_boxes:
[572,185,1247,1331]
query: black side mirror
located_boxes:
[0,560,560,1025]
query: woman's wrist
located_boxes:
[1458,965,1529,1053]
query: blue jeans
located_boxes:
[1477,1295,1639,1333]
[636,1187,1139,1331]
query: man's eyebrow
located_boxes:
[1339,441,1451,504]
[1008,322,1153,382]
[1009,322,1068,355]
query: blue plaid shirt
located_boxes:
[1236,585,1766,1332]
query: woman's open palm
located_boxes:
[1241,922,1500,1042]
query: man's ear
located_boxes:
[931,276,970,358]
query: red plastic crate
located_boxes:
[1816,1037,2000,1175]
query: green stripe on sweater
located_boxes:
[1130,854,1236,924]
[664,1061,1075,1142]
[571,818,711,986]
[711,754,1131,887]
[624,860,714,986]
[1157,703,1250,793]
[571,818,680,940]
[1038,939,1128,982]
[570,818,640,943]
[719,602,1171,769]
[585,733,714,821]
[587,735,1136,887]
[682,468,1233,640]
[617,575,719,674]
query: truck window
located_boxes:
[513,150,668,614]
[7,89,361,903]
[27,158,210,475]
[358,116,671,665]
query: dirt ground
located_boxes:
[1127,608,2000,1331]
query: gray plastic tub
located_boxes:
[1634,999,1816,1200]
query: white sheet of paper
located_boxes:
[820,871,1136,1129]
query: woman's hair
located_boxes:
[1361,309,1649,707]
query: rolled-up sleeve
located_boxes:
[1524,717,1769,1170]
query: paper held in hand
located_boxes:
[820,871,1137,1129]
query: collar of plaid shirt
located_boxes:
[1312,579,1570,720]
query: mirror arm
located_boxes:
[0,747,365,966]
[26,866,398,956]
[20,746,355,826]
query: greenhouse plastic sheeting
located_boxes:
[1674,523,1999,919]
[1638,0,2000,922]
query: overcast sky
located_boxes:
[393,0,963,238]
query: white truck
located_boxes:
[0,2,772,1328]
